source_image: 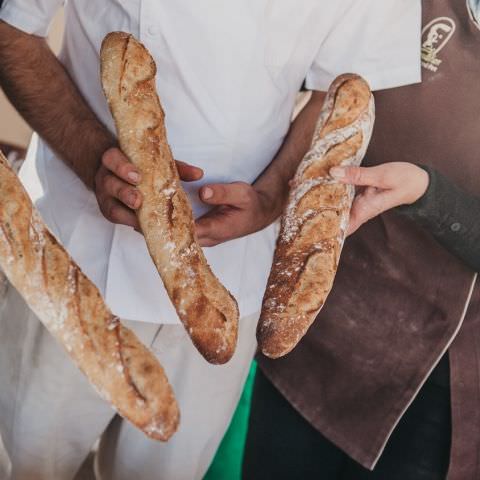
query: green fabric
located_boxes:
[204,362,257,480]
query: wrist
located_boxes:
[254,171,290,223]
[78,128,116,191]
[396,164,435,218]
[404,164,430,205]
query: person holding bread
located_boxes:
[332,163,480,269]
[244,1,480,479]
[0,1,421,478]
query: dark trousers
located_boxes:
[243,368,451,480]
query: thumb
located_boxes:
[175,160,204,182]
[199,182,252,207]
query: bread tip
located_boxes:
[260,348,283,360]
[210,351,234,365]
[256,314,303,359]
[198,341,236,365]
[329,73,372,98]
[102,31,132,46]
[259,340,293,360]
[144,418,179,442]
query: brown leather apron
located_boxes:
[258,2,480,478]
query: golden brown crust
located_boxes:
[257,74,375,359]
[100,32,239,365]
[0,150,179,440]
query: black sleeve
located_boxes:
[396,166,480,272]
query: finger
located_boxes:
[102,147,141,185]
[194,216,213,241]
[100,197,140,229]
[330,165,391,189]
[347,194,372,235]
[347,188,401,235]
[195,210,238,247]
[176,160,204,182]
[197,236,221,248]
[102,173,143,209]
[346,192,377,235]
[195,215,225,246]
[199,182,253,207]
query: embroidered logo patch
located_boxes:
[421,17,456,72]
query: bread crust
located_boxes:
[0,150,179,440]
[257,74,375,359]
[100,32,239,365]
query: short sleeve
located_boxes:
[306,0,421,92]
[0,0,64,37]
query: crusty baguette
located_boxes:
[100,32,239,365]
[257,74,375,359]
[0,150,179,440]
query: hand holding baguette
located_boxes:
[331,162,430,235]
[0,150,179,440]
[257,74,375,359]
[100,32,239,364]
[94,147,204,231]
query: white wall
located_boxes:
[0,9,64,147]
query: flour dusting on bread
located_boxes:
[257,74,375,359]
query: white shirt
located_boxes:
[469,0,480,23]
[0,0,421,324]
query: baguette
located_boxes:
[100,32,239,365]
[257,74,375,358]
[0,150,179,440]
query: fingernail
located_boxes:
[128,192,138,208]
[128,171,140,183]
[330,167,345,178]
[202,187,213,200]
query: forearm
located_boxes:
[397,166,480,271]
[253,91,326,220]
[0,21,115,189]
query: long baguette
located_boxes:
[0,150,179,440]
[257,74,375,359]
[100,32,239,364]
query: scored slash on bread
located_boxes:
[257,74,375,359]
[0,150,179,441]
[100,32,239,365]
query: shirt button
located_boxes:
[147,25,161,36]
[450,222,461,232]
